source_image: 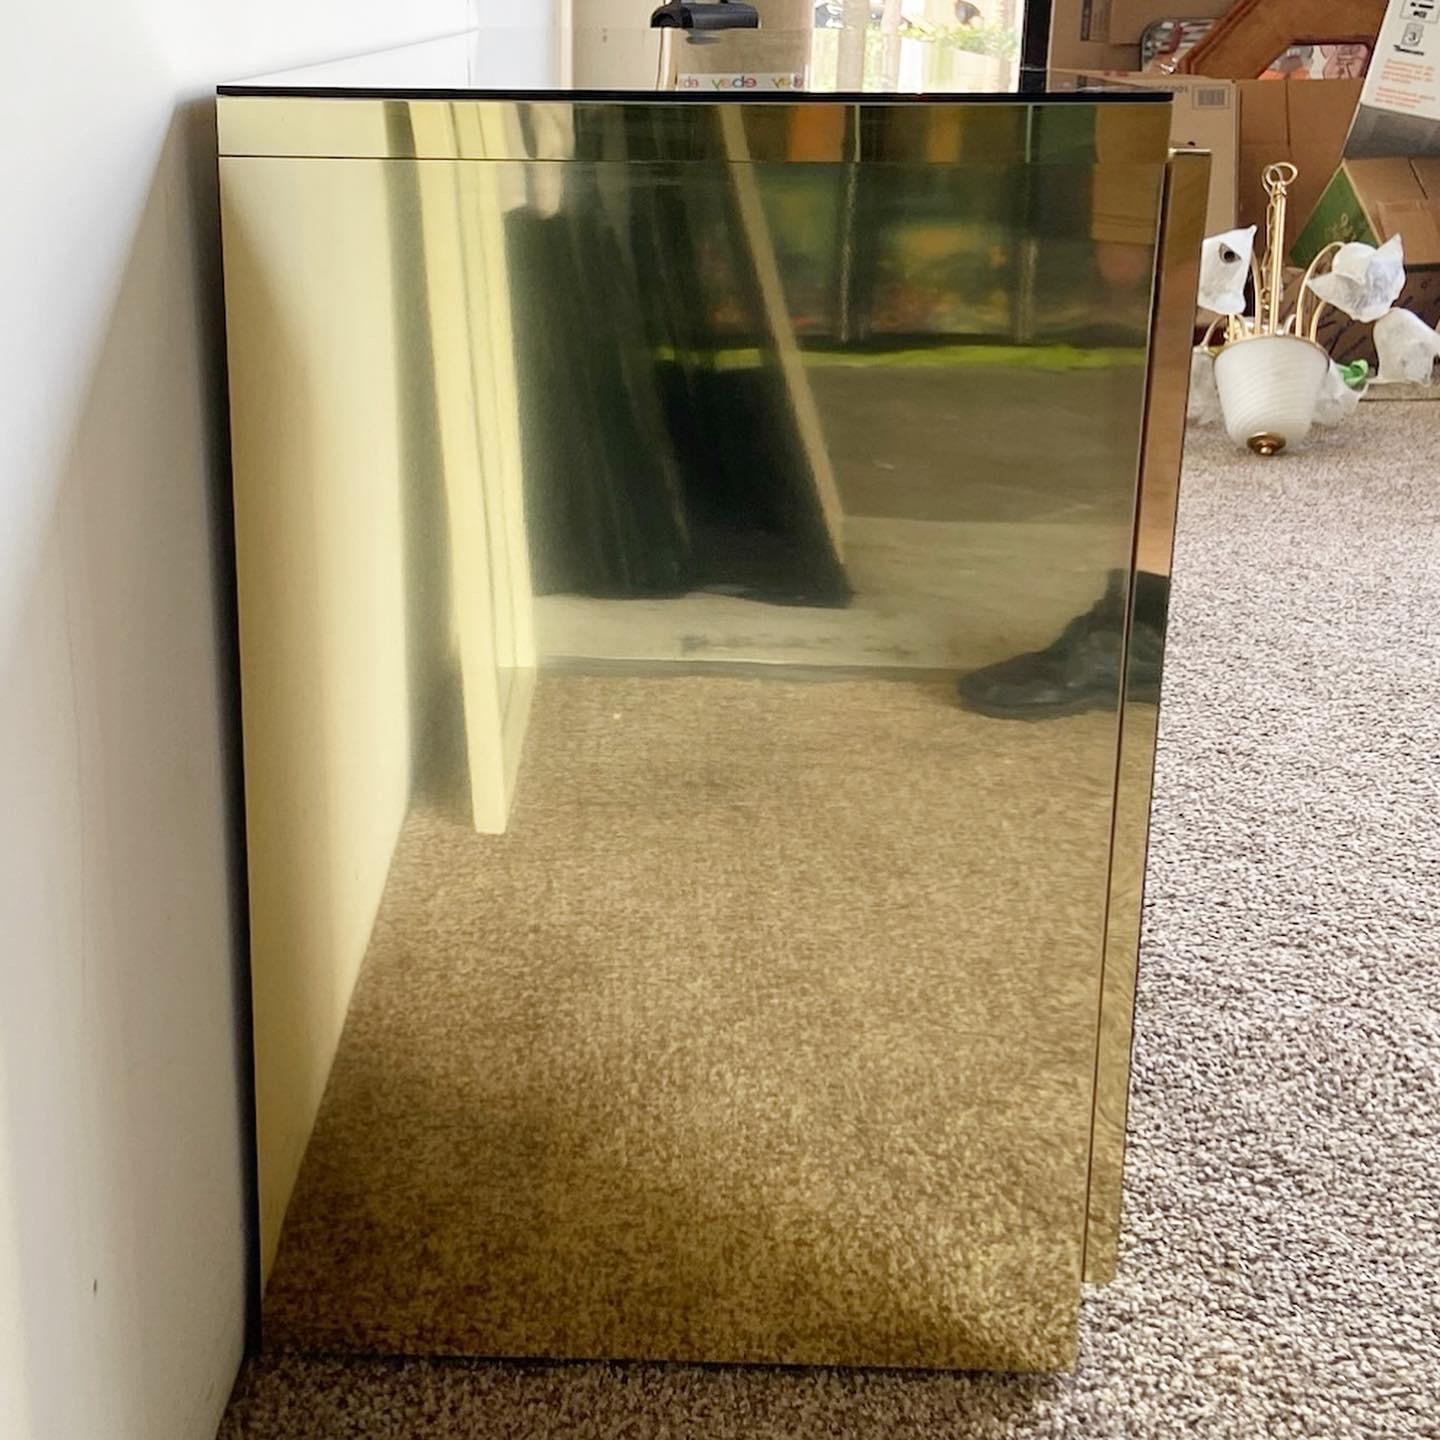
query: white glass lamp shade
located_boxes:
[1374,307,1440,383]
[1212,335,1329,454]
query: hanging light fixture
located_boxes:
[1207,164,1330,456]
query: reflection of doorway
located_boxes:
[411,105,539,837]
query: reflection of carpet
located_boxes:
[262,676,1120,1370]
[811,366,1146,525]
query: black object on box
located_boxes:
[651,1,761,29]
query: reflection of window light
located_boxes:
[809,25,838,88]
[809,1,1024,91]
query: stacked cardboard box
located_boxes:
[1048,69,1241,234]
[1051,3,1369,244]
[1051,2,1440,367]
[1290,0,1440,366]
[1295,0,1440,266]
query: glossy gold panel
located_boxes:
[220,95,1183,1371]
[216,93,1171,166]
[1085,149,1210,1284]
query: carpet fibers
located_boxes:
[222,405,1440,1437]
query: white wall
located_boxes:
[0,6,477,1440]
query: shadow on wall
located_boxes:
[0,98,252,1437]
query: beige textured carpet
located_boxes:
[223,405,1440,1437]
[262,676,1122,1371]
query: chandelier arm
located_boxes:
[1294,241,1344,342]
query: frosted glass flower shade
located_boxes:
[1188,347,1222,425]
[1308,236,1405,323]
[1212,335,1329,454]
[1198,227,1257,315]
[1374,307,1440,383]
[1314,361,1365,427]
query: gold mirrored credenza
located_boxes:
[217,22,1206,1373]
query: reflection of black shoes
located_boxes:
[956,571,1166,721]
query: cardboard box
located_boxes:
[1049,1,1234,74]
[1053,72,1361,243]
[1150,74,1240,232]
[1294,155,1440,262]
[1347,0,1440,156]
[1061,71,1239,233]
[1236,79,1366,248]
[1293,2,1440,266]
